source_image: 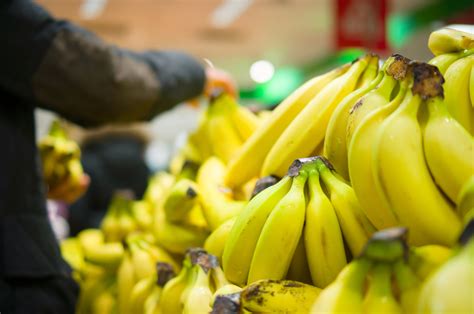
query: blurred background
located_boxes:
[35,0,474,170]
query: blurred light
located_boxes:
[250,60,275,83]
[203,58,214,68]
[211,0,253,28]
[80,0,108,20]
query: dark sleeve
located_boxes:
[0,0,206,127]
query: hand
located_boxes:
[204,67,238,99]
[47,174,90,204]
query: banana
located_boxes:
[143,171,175,209]
[90,281,116,314]
[129,276,156,314]
[204,216,236,264]
[222,176,292,286]
[408,244,452,280]
[316,158,376,256]
[393,259,422,313]
[188,109,213,162]
[422,95,474,204]
[143,285,162,314]
[262,55,371,177]
[347,73,409,230]
[324,54,381,179]
[471,63,474,107]
[247,170,308,283]
[117,252,135,314]
[60,237,85,272]
[131,200,153,230]
[163,178,199,222]
[241,279,321,313]
[182,258,215,314]
[310,258,372,313]
[362,263,401,314]
[77,275,115,314]
[206,96,244,164]
[225,63,350,188]
[286,232,312,284]
[226,95,260,140]
[444,55,474,134]
[347,55,412,149]
[417,224,474,313]
[458,176,474,222]
[101,201,122,242]
[428,49,474,75]
[305,168,347,288]
[77,229,124,268]
[428,27,474,56]
[372,62,462,246]
[160,264,191,313]
[196,157,246,230]
[211,284,242,310]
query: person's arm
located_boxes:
[0,0,206,127]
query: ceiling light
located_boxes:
[250,60,275,83]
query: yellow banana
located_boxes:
[324,55,381,179]
[129,276,156,314]
[143,171,175,209]
[362,263,401,314]
[417,226,474,313]
[131,200,153,231]
[117,252,135,314]
[286,232,312,284]
[422,95,474,204]
[317,158,376,256]
[372,63,462,246]
[262,55,371,177]
[241,279,321,313]
[311,258,372,313]
[60,237,85,272]
[226,95,260,140]
[348,74,408,230]
[458,176,474,222]
[408,244,452,280]
[196,157,246,230]
[188,108,213,162]
[163,178,199,222]
[204,216,236,264]
[225,64,350,188]
[77,229,124,268]
[305,168,347,288]
[428,49,474,75]
[428,27,474,56]
[222,176,292,286]
[160,264,191,313]
[444,54,474,134]
[182,261,214,314]
[247,171,308,283]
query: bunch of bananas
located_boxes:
[222,156,376,287]
[186,91,261,164]
[311,225,473,314]
[39,120,84,193]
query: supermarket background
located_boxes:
[34,0,473,239]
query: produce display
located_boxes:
[47,27,474,313]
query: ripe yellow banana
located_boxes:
[305,168,347,288]
[196,157,246,230]
[408,244,452,280]
[77,229,124,268]
[457,176,474,222]
[204,216,236,264]
[372,63,462,246]
[247,171,308,283]
[222,176,292,286]
[348,75,408,230]
[182,261,214,314]
[310,258,372,313]
[117,252,135,314]
[188,109,213,162]
[428,49,474,75]
[241,279,321,313]
[262,55,371,177]
[444,54,474,135]
[143,171,175,209]
[131,200,153,231]
[60,237,85,272]
[224,64,350,188]
[422,95,474,204]
[163,178,199,222]
[428,27,474,56]
[317,158,376,256]
[324,55,381,179]
[129,276,156,314]
[227,96,260,140]
[160,263,191,313]
[416,226,474,313]
[362,263,402,314]
[286,232,312,284]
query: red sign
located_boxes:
[335,0,388,51]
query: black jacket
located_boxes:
[0,0,205,284]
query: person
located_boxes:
[67,124,152,236]
[0,0,236,313]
